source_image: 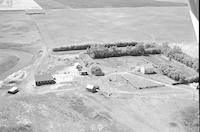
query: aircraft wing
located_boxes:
[188,0,199,42]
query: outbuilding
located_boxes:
[86,84,100,93]
[140,64,155,74]
[35,73,56,86]
[80,70,88,75]
[8,87,19,94]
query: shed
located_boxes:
[8,87,19,94]
[140,64,155,74]
[35,73,56,86]
[86,84,100,93]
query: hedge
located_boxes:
[53,44,91,52]
[161,43,199,72]
[185,75,199,83]
[168,53,199,72]
[86,44,161,59]
[52,42,141,52]
[144,48,161,55]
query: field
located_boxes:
[0,0,199,132]
[32,7,198,58]
[34,0,187,9]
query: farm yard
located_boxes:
[0,41,199,132]
[0,0,199,132]
[0,45,199,132]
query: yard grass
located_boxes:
[95,56,147,74]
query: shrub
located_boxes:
[90,64,104,76]
[160,42,171,54]
[159,64,186,81]
[161,43,199,72]
[52,42,140,52]
[144,48,161,54]
[144,43,157,49]
[87,43,151,58]
[185,75,199,83]
[135,43,145,55]
[53,44,91,51]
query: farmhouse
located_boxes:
[35,73,56,86]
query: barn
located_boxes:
[35,73,56,86]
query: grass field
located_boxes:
[0,11,42,46]
[0,54,19,76]
[53,0,187,8]
[32,6,197,58]
[95,56,146,74]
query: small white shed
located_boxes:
[140,64,155,74]
[86,84,100,93]
[8,87,19,94]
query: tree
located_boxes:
[172,46,182,54]
[135,43,145,55]
[90,64,104,76]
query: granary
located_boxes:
[35,73,56,86]
[140,64,155,74]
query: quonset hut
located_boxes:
[35,73,56,86]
